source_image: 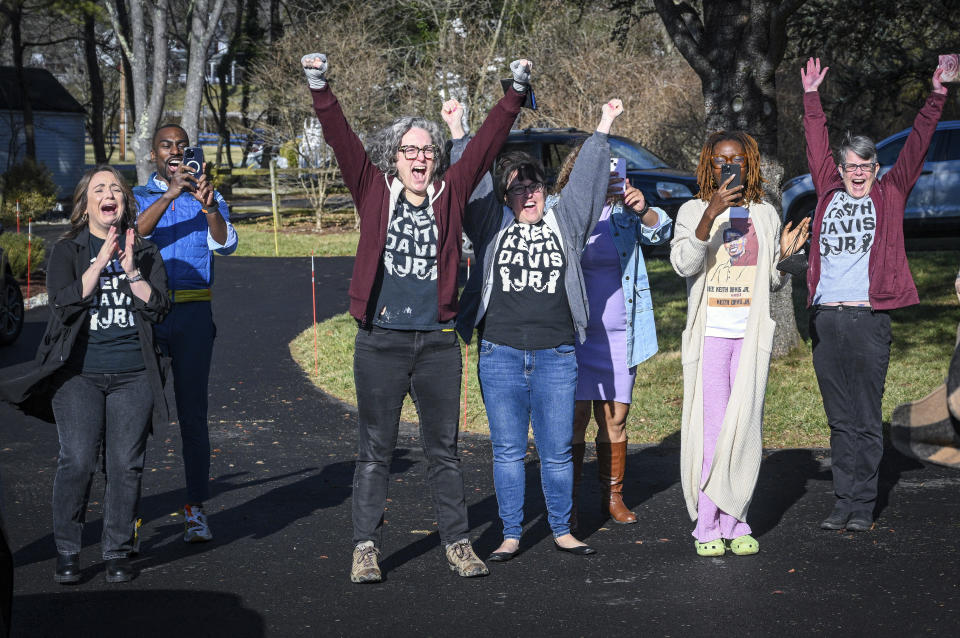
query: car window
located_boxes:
[876,131,940,166]
[609,138,668,170]
[876,135,907,166]
[935,129,960,161]
[542,140,584,183]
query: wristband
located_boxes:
[126,269,144,283]
[201,208,217,215]
[638,203,650,216]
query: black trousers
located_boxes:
[352,326,468,547]
[811,306,892,516]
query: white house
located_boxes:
[0,67,86,198]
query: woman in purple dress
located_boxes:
[556,148,672,529]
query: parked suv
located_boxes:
[0,223,25,346]
[782,120,960,236]
[499,128,698,224]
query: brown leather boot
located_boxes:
[570,443,586,533]
[597,441,637,524]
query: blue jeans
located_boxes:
[51,370,153,559]
[154,301,216,504]
[477,340,577,539]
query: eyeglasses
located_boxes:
[505,182,544,197]
[710,154,747,167]
[839,162,877,173]
[397,144,439,160]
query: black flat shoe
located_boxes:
[54,553,81,584]
[105,557,135,583]
[554,541,595,555]
[488,549,518,563]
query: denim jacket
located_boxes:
[606,201,671,367]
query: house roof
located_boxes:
[0,66,85,114]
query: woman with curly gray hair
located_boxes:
[300,52,531,584]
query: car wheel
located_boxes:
[0,274,24,346]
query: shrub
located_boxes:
[0,159,59,226]
[0,231,47,279]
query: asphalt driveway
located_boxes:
[0,256,957,637]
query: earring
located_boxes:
[81,211,88,222]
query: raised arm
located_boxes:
[443,59,529,199]
[883,66,948,194]
[443,100,503,247]
[301,53,382,206]
[554,99,621,240]
[801,57,842,196]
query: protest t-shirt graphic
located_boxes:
[68,233,144,373]
[812,191,874,304]
[705,207,758,338]
[483,219,574,350]
[89,258,136,331]
[819,191,875,257]
[373,196,445,330]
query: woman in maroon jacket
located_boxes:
[300,53,529,584]
[801,57,948,533]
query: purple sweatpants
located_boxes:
[693,336,753,543]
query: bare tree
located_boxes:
[651,0,807,357]
[181,0,228,143]
[107,0,170,183]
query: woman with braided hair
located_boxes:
[670,131,808,557]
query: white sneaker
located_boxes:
[183,504,213,543]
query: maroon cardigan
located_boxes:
[803,90,945,310]
[311,86,523,324]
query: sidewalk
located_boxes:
[0,256,957,637]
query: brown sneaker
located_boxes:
[350,542,381,584]
[445,539,489,578]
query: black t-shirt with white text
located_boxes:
[372,193,451,330]
[482,219,573,349]
[66,234,144,373]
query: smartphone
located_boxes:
[500,78,537,110]
[938,54,959,84]
[610,157,627,195]
[183,146,205,179]
[720,163,741,190]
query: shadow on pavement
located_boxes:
[12,590,264,637]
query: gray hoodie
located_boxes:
[453,130,611,344]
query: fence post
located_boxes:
[270,158,280,256]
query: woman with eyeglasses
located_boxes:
[299,53,532,583]
[670,131,808,557]
[451,99,625,560]
[801,58,949,533]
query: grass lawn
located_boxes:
[228,215,359,257]
[289,250,960,448]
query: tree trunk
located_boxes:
[83,11,108,165]
[3,6,37,161]
[182,0,227,144]
[117,0,170,184]
[653,0,806,357]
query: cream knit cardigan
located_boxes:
[670,198,787,522]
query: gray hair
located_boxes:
[838,132,877,164]
[365,116,447,178]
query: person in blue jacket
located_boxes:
[133,124,238,543]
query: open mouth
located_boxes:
[167,158,181,173]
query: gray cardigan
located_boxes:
[454,131,611,344]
